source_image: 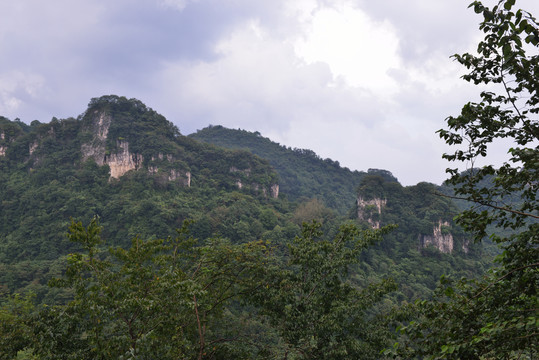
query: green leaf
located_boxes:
[504,0,515,11]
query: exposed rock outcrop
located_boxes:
[462,238,470,254]
[230,166,278,198]
[80,111,143,179]
[357,196,386,229]
[29,141,39,155]
[270,184,279,198]
[0,131,5,156]
[106,140,143,179]
[81,112,112,165]
[419,220,454,254]
[168,169,191,186]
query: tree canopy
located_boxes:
[394,1,538,358]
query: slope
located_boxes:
[190,125,370,216]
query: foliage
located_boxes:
[394,1,538,358]
[190,125,368,215]
[0,219,402,359]
[248,221,398,359]
[31,218,268,359]
[0,293,36,359]
[0,91,516,358]
[0,97,282,302]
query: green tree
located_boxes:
[0,293,36,359]
[249,221,398,359]
[395,1,538,358]
[31,218,268,359]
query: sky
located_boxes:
[1,0,538,185]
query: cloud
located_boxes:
[160,0,199,11]
[152,18,387,132]
[294,1,401,94]
[147,0,476,184]
[0,71,46,116]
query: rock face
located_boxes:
[168,169,191,186]
[0,131,4,156]
[270,184,279,198]
[80,111,144,179]
[81,111,112,166]
[29,141,39,155]
[78,101,277,193]
[357,196,386,229]
[106,140,143,179]
[419,220,454,254]
[231,167,279,198]
[80,110,194,185]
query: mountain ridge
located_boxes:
[0,95,489,305]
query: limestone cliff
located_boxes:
[357,196,386,229]
[0,131,5,156]
[105,140,143,179]
[80,110,192,185]
[0,129,5,156]
[81,111,112,165]
[80,111,144,178]
[419,220,454,253]
[419,220,471,254]
[269,184,279,198]
[231,167,279,198]
[29,141,39,156]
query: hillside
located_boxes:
[191,126,491,297]
[190,125,369,215]
[0,96,286,302]
[0,95,490,307]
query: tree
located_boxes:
[0,293,36,359]
[31,218,268,359]
[394,1,538,358]
[248,221,398,359]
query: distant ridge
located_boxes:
[191,125,381,215]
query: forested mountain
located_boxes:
[0,95,491,358]
[3,0,536,355]
[190,125,368,216]
[190,125,491,296]
[0,96,284,303]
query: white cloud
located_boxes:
[160,0,199,11]
[0,71,46,115]
[294,2,401,95]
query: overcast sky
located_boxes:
[1,0,538,185]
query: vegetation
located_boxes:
[190,125,368,216]
[0,95,490,358]
[1,0,538,356]
[392,1,538,358]
[1,218,400,359]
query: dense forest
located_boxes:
[190,125,367,216]
[1,0,538,358]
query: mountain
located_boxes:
[190,125,369,216]
[0,96,285,302]
[0,95,490,305]
[191,126,491,296]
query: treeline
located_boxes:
[190,125,367,216]
[1,219,400,359]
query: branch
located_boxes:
[500,58,537,139]
[435,192,539,219]
[472,262,539,299]
[193,295,205,360]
